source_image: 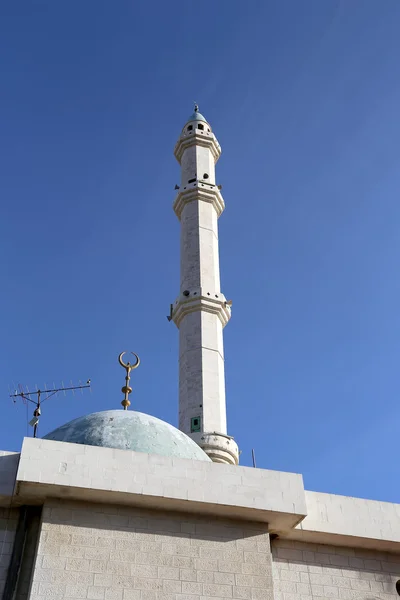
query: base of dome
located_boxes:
[43,410,211,463]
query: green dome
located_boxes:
[187,110,207,123]
[187,104,207,124]
[43,410,211,462]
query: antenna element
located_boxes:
[10,380,91,438]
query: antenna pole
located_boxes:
[33,390,40,439]
[251,448,256,468]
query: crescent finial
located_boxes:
[118,351,140,371]
[118,351,140,410]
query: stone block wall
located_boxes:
[272,538,400,600]
[29,499,274,600]
[0,507,19,600]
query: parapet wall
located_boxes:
[292,491,400,552]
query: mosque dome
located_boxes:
[186,104,207,124]
[43,409,211,462]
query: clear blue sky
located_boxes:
[1,1,400,503]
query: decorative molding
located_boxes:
[173,185,225,219]
[174,130,221,163]
[171,293,231,328]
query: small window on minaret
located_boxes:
[187,125,193,131]
[191,417,201,432]
[198,123,204,130]
[203,173,209,179]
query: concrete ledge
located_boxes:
[288,491,400,552]
[15,438,306,530]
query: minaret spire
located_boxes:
[170,108,239,465]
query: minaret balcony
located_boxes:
[171,289,232,328]
[173,184,225,219]
[190,431,239,465]
[174,130,221,163]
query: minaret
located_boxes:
[171,106,239,465]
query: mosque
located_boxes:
[0,107,399,600]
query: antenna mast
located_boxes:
[10,381,91,438]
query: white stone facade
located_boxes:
[0,438,399,600]
[272,538,400,600]
[30,500,274,600]
[294,491,400,552]
[172,113,239,465]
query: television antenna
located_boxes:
[9,380,91,438]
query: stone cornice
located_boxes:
[174,130,221,163]
[173,185,225,220]
[171,291,231,328]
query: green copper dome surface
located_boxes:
[187,108,207,123]
[43,410,211,462]
[187,111,207,122]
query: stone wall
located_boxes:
[0,507,19,600]
[29,499,274,600]
[272,538,400,600]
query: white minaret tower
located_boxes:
[171,106,239,466]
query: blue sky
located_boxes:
[1,1,400,503]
